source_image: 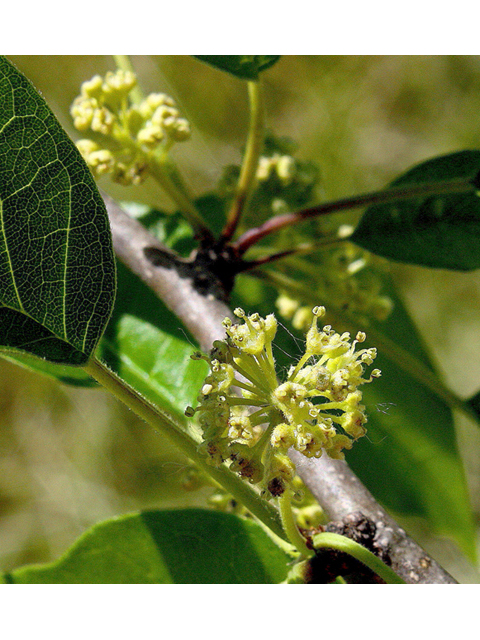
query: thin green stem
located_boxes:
[83,356,286,541]
[278,488,314,558]
[255,349,278,390]
[222,80,265,241]
[233,357,272,395]
[248,407,271,425]
[250,268,480,426]
[227,398,268,407]
[112,55,144,105]
[231,378,265,396]
[288,352,311,382]
[312,532,406,584]
[146,153,215,241]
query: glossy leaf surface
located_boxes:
[0,56,115,366]
[5,509,290,583]
[100,261,208,419]
[193,56,281,80]
[352,151,480,270]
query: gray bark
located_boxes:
[104,192,457,584]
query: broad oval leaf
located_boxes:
[5,509,290,583]
[9,198,219,390]
[347,282,476,560]
[351,151,480,270]
[193,56,281,80]
[0,56,116,366]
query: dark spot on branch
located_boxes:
[305,511,392,584]
[144,240,246,302]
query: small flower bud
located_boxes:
[170,118,191,141]
[271,423,296,450]
[137,124,164,147]
[256,156,273,181]
[292,306,312,331]
[102,70,137,102]
[88,149,115,176]
[276,294,300,320]
[91,107,114,135]
[276,155,296,183]
[71,97,97,131]
[76,139,99,158]
[80,75,103,99]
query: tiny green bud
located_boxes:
[88,149,115,176]
[102,70,137,101]
[80,75,103,99]
[256,156,273,181]
[276,294,300,320]
[137,124,164,147]
[292,306,312,331]
[71,97,96,131]
[276,154,296,183]
[76,139,99,157]
[91,107,114,135]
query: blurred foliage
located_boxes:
[3,56,480,581]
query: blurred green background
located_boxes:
[2,55,480,582]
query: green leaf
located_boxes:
[100,261,208,419]
[347,282,476,559]
[194,56,281,80]
[467,389,480,420]
[6,509,290,583]
[0,56,116,366]
[351,151,480,270]
[0,351,97,387]
[123,194,227,257]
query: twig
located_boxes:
[237,236,345,271]
[103,191,226,352]
[221,80,265,241]
[233,175,477,255]
[103,192,457,583]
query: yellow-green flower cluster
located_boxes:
[256,153,297,186]
[186,306,380,499]
[71,70,191,185]
[276,232,393,329]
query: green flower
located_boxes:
[71,70,191,186]
[186,306,380,498]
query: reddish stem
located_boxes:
[233,176,476,255]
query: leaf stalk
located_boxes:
[84,356,287,541]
